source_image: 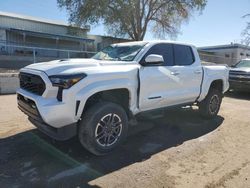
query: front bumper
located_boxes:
[17,87,78,128]
[18,94,77,140]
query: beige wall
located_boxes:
[199,47,250,66]
[0,15,88,37]
[0,73,19,94]
[0,29,6,41]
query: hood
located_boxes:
[230,67,250,73]
[24,59,99,75]
[23,58,139,76]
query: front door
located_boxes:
[139,43,179,111]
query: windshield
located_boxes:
[92,43,146,61]
[235,60,250,68]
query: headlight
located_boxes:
[49,73,87,89]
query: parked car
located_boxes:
[17,41,229,155]
[229,59,250,92]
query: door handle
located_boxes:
[171,71,180,76]
[194,70,202,74]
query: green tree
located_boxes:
[58,0,207,41]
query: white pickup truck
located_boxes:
[17,41,229,155]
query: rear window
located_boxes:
[174,45,194,65]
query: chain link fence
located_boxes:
[0,40,97,64]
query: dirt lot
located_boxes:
[0,93,250,188]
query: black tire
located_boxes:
[199,89,222,119]
[78,102,128,156]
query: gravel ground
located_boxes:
[0,92,250,188]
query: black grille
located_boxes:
[229,70,250,82]
[229,70,249,75]
[17,94,40,120]
[19,72,45,95]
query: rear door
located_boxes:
[168,44,203,104]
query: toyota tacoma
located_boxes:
[17,41,229,155]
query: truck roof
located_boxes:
[113,40,196,48]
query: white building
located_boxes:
[0,11,129,69]
[198,43,250,66]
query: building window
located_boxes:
[225,54,230,58]
[97,43,102,51]
[246,54,250,57]
[240,52,244,56]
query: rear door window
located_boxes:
[174,44,195,65]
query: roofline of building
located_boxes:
[198,43,250,51]
[0,11,90,31]
[198,50,215,54]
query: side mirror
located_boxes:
[144,54,164,65]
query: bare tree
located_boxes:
[58,0,206,41]
[242,14,250,45]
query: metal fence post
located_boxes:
[33,48,36,63]
[67,51,70,59]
